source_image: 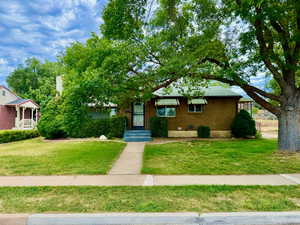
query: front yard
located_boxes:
[0,138,125,175]
[143,139,300,175]
[0,186,299,213]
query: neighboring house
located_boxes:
[0,85,39,130]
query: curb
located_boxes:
[2,212,300,225]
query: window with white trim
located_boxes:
[2,90,5,96]
[188,104,203,113]
[156,106,176,117]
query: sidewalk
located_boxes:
[0,174,299,187]
[109,142,145,175]
[2,212,300,225]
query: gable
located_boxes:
[0,86,19,105]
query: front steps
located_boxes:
[124,130,152,142]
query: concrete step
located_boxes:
[124,136,152,142]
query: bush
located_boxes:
[149,116,168,137]
[79,116,127,138]
[231,109,257,138]
[0,130,40,144]
[197,126,211,138]
[38,98,66,139]
[110,116,127,138]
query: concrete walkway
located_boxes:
[0,174,299,187]
[109,142,145,175]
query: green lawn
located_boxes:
[0,186,299,213]
[0,138,125,175]
[142,139,300,175]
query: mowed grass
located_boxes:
[143,139,300,175]
[0,138,125,175]
[0,186,299,213]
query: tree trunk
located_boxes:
[278,105,300,152]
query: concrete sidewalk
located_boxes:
[2,212,300,225]
[109,142,145,175]
[0,174,299,187]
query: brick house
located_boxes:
[119,86,242,138]
[0,85,39,130]
[56,77,244,139]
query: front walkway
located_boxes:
[109,142,145,175]
[0,174,299,187]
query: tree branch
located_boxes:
[152,77,179,92]
[254,7,286,88]
[201,74,280,102]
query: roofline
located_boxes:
[6,99,39,108]
[153,95,242,98]
[0,85,21,99]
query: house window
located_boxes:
[2,90,5,96]
[188,104,203,113]
[156,106,176,117]
[110,107,117,117]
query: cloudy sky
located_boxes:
[0,0,107,85]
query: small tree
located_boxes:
[231,110,256,138]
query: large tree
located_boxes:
[7,58,60,106]
[97,0,300,152]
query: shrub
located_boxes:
[38,98,66,139]
[231,109,257,138]
[197,126,211,138]
[0,130,40,144]
[81,118,111,138]
[79,116,127,138]
[149,116,168,137]
[110,116,127,138]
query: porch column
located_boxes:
[31,108,34,128]
[36,108,39,121]
[22,107,25,129]
[15,106,20,128]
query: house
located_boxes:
[0,85,39,130]
[56,76,244,139]
[119,86,242,138]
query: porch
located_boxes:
[5,99,39,130]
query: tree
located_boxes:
[96,0,300,152]
[7,58,60,106]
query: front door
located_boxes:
[132,102,144,129]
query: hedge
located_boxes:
[0,130,40,144]
[149,116,168,137]
[197,126,211,138]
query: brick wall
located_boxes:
[0,106,16,130]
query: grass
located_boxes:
[142,139,300,175]
[0,138,125,175]
[0,186,299,213]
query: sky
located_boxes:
[0,0,107,85]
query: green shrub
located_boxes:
[80,116,127,138]
[197,126,211,138]
[110,116,127,138]
[0,130,40,144]
[231,109,257,138]
[149,116,168,137]
[38,98,66,139]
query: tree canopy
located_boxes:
[7,58,60,106]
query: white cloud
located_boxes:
[41,9,76,31]
[0,58,8,65]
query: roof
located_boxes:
[239,97,253,102]
[154,86,242,97]
[5,99,39,108]
[6,99,29,105]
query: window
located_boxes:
[188,104,203,113]
[110,107,117,117]
[2,90,5,96]
[156,106,176,117]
